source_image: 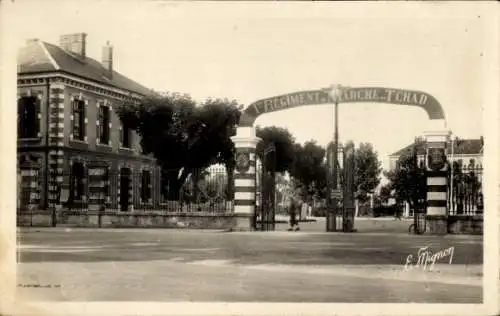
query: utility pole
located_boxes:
[326,85,342,232]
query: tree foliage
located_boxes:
[354,142,382,202]
[378,184,392,204]
[115,93,241,199]
[290,140,328,201]
[384,143,426,209]
[255,126,296,173]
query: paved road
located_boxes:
[16,222,482,303]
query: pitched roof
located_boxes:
[390,138,483,157]
[18,40,155,97]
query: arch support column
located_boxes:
[425,130,450,235]
[231,127,260,231]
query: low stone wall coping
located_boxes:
[18,210,234,217]
[448,215,483,221]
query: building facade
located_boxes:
[388,136,484,216]
[17,33,162,213]
[388,137,484,174]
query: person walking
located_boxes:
[394,207,402,220]
[287,192,301,231]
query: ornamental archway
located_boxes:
[231,85,449,235]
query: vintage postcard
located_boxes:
[0,1,498,315]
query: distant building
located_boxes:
[387,136,484,217]
[17,33,161,212]
[388,137,483,173]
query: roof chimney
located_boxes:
[102,41,113,78]
[59,33,87,58]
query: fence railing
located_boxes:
[448,164,483,216]
[17,167,234,215]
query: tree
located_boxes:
[255,126,296,173]
[354,142,382,202]
[384,141,426,211]
[115,93,241,199]
[378,184,392,204]
[290,140,327,201]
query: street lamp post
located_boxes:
[327,85,342,232]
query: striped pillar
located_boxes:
[425,130,450,235]
[117,169,121,211]
[231,127,261,231]
[128,169,134,211]
[117,167,134,212]
[87,167,107,212]
[48,84,65,209]
[20,168,40,211]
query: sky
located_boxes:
[7,1,489,170]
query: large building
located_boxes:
[17,33,161,213]
[388,136,483,175]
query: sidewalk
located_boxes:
[241,263,483,286]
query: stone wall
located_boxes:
[447,215,483,235]
[17,210,236,230]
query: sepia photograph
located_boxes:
[1,1,498,315]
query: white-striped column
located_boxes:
[20,168,40,211]
[425,130,450,235]
[231,127,261,230]
[88,167,107,212]
[117,169,121,211]
[48,84,65,208]
[128,168,134,211]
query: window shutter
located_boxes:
[70,98,76,140]
[17,99,23,137]
[147,171,152,201]
[83,99,88,142]
[119,124,123,147]
[130,130,134,149]
[108,103,113,145]
[96,102,101,144]
[36,95,42,137]
[108,121,112,146]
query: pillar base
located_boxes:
[231,214,255,231]
[326,212,335,231]
[426,215,448,235]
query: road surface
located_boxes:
[16,221,482,303]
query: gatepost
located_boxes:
[425,130,450,235]
[231,126,261,230]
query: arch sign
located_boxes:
[239,86,445,127]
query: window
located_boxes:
[18,96,39,138]
[141,170,151,202]
[418,160,425,169]
[70,162,85,201]
[121,123,133,148]
[72,99,86,141]
[98,104,110,144]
